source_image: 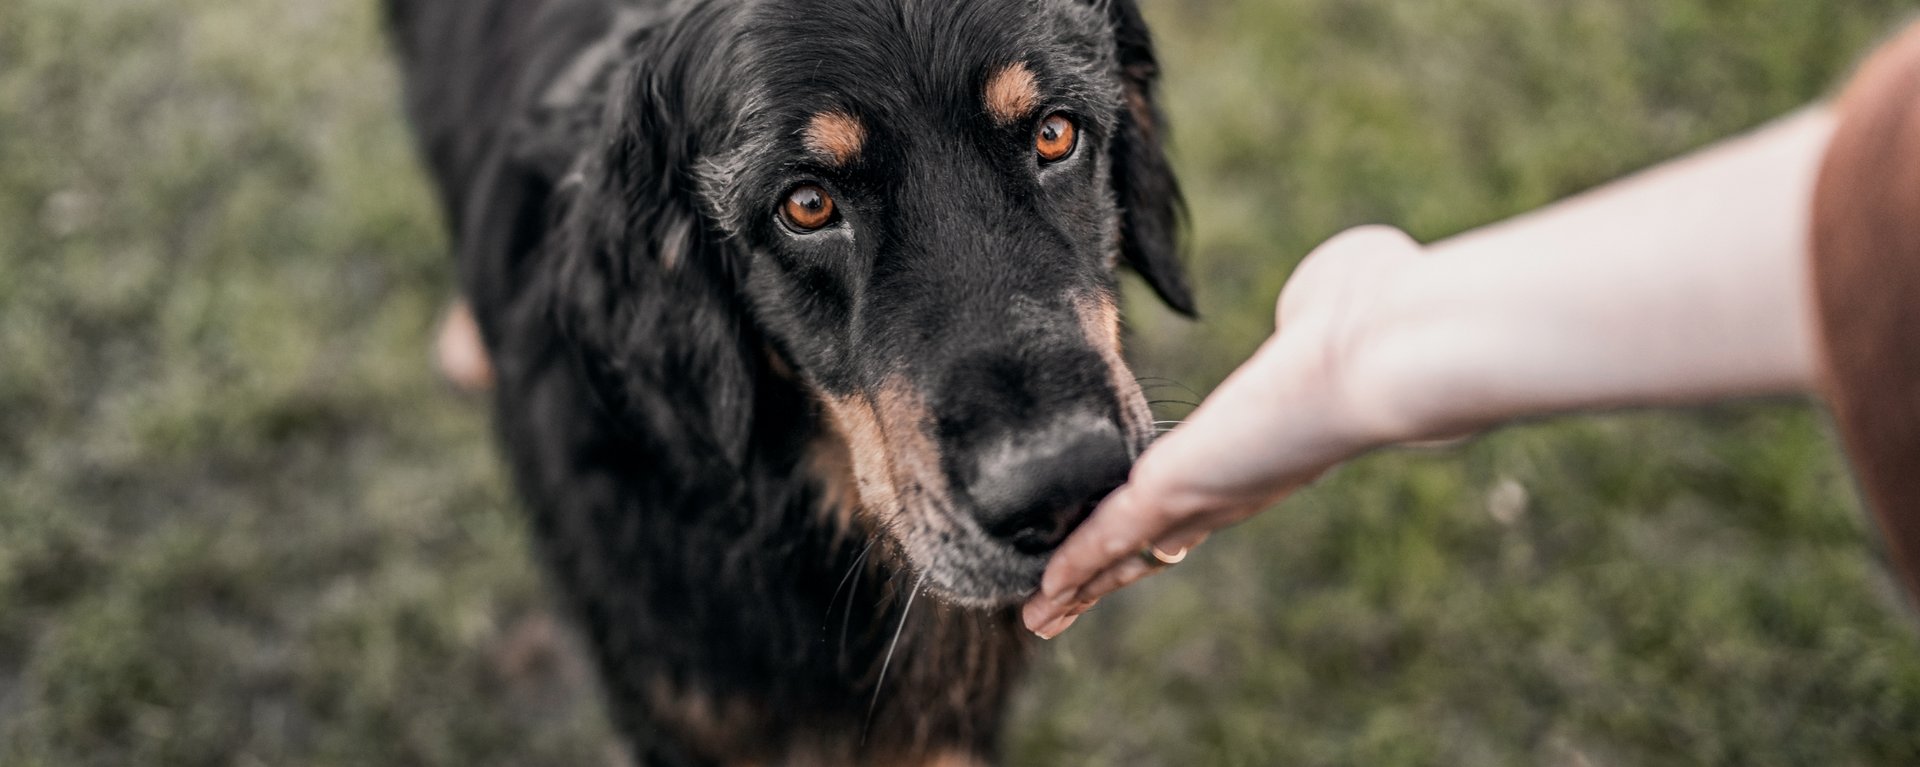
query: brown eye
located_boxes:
[1035,113,1078,163]
[780,184,836,232]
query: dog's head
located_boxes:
[557,0,1189,607]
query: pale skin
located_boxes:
[1023,107,1840,639]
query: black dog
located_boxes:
[385,0,1190,762]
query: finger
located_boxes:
[1050,517,1239,626]
[1032,594,1101,639]
[1024,535,1145,635]
[1151,528,1210,558]
[1070,550,1163,608]
[1022,594,1057,634]
[1035,483,1170,604]
[1033,611,1081,640]
[1026,529,1215,636]
[1022,590,1097,635]
[1026,490,1238,634]
[1078,525,1217,606]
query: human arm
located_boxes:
[1024,107,1837,638]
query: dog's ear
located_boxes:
[1099,0,1194,316]
[549,13,759,466]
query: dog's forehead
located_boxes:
[740,0,1112,120]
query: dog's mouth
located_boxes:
[898,502,1101,609]
[913,538,1054,609]
[885,413,1134,609]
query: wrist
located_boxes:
[1155,331,1384,500]
[1335,255,1499,446]
[1240,317,1424,467]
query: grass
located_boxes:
[3,0,1919,764]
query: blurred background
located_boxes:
[4,0,1920,764]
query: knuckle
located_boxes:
[1327,224,1416,253]
[1124,463,1177,508]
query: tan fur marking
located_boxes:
[806,426,863,535]
[821,394,898,522]
[776,346,875,533]
[644,679,767,764]
[659,216,693,271]
[1074,294,1152,447]
[983,63,1040,125]
[819,376,949,531]
[803,111,866,166]
[874,377,948,503]
[763,343,797,381]
[1123,72,1157,138]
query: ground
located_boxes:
[3,0,1920,764]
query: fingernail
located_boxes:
[1029,611,1062,639]
[1038,614,1079,639]
[1022,603,1051,633]
[1035,602,1096,639]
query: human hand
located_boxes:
[1024,107,1836,638]
[1022,226,1432,638]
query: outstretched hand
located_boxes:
[1022,226,1431,639]
[1022,109,1834,639]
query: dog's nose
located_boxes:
[966,416,1131,556]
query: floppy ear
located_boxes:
[548,15,759,467]
[1100,0,1194,316]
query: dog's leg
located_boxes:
[435,298,494,392]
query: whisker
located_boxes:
[1136,377,1203,400]
[838,539,876,662]
[1147,399,1201,408]
[827,537,878,627]
[864,573,923,742]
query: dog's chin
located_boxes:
[922,564,1044,610]
[920,567,1043,610]
[903,533,1049,610]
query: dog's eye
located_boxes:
[1035,113,1078,163]
[780,184,837,232]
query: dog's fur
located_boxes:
[384,0,1189,762]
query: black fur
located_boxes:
[385,0,1187,762]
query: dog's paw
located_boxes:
[435,299,494,393]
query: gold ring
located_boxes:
[1140,544,1188,567]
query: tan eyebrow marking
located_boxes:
[983,62,1040,125]
[803,111,866,166]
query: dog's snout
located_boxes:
[967,417,1130,556]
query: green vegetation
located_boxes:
[3,0,1918,764]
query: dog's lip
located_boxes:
[895,502,1073,609]
[922,581,1045,608]
[913,547,1049,609]
[924,581,1038,610]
